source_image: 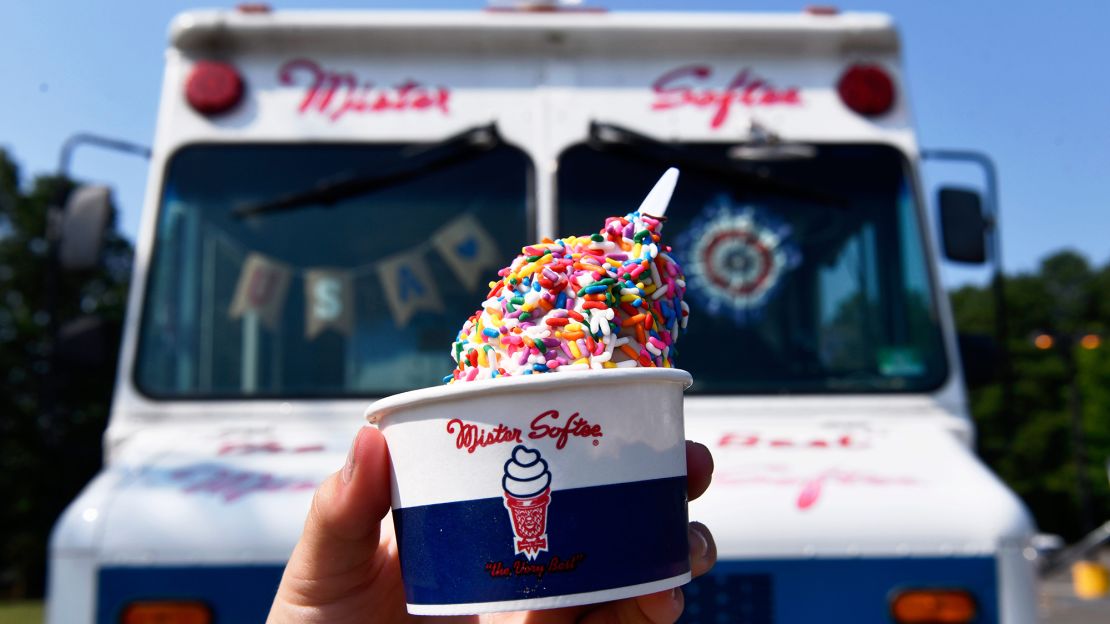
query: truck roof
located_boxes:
[170,9,899,55]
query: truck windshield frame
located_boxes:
[134,141,535,399]
[557,141,949,395]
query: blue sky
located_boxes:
[1,0,1107,288]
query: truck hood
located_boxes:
[56,423,355,565]
[685,418,1035,558]
[58,415,1033,565]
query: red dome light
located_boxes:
[837,63,895,117]
[185,61,244,116]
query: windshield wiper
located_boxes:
[234,123,502,218]
[587,121,846,209]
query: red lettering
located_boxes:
[651,64,711,110]
[650,64,801,129]
[802,476,824,508]
[528,410,603,450]
[716,466,919,511]
[444,411,603,452]
[217,442,325,455]
[279,58,356,114]
[170,465,314,503]
[718,432,868,450]
[513,559,546,579]
[446,418,522,454]
[485,561,512,578]
[718,432,758,447]
[279,59,451,122]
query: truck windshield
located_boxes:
[558,143,948,394]
[136,143,533,398]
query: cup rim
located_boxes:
[364,368,692,424]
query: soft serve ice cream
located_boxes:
[503,445,552,497]
[366,168,693,615]
[447,169,688,383]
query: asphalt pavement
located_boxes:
[1039,551,1110,623]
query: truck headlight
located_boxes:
[890,589,977,623]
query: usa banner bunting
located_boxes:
[376,249,444,328]
[223,212,500,332]
[228,252,293,330]
[432,213,501,292]
[304,269,354,339]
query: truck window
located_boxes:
[136,143,533,398]
[557,143,947,394]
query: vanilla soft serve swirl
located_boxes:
[502,445,551,498]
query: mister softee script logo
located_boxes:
[445,410,603,454]
[441,412,602,564]
[650,64,802,129]
[278,58,451,122]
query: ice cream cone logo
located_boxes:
[502,445,552,560]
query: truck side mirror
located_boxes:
[58,185,112,272]
[938,187,987,264]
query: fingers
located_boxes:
[272,426,393,608]
[688,521,717,578]
[576,588,684,624]
[574,520,713,623]
[573,520,711,624]
[685,441,713,501]
[565,443,713,623]
[305,425,392,542]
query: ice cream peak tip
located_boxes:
[446,168,689,383]
[636,167,679,219]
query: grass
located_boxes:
[0,600,44,624]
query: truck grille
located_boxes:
[680,572,773,624]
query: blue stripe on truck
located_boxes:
[96,553,998,623]
[97,564,284,624]
[679,556,999,624]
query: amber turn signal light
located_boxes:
[891,589,977,623]
[121,600,211,624]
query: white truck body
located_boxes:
[49,8,1037,623]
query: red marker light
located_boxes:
[122,600,211,624]
[837,63,895,117]
[185,61,244,116]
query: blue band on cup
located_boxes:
[394,475,689,606]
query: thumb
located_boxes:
[272,426,393,609]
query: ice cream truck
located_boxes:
[48,5,1038,623]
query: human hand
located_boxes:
[268,426,716,623]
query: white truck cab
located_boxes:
[49,7,1037,623]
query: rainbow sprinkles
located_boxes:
[447,170,689,383]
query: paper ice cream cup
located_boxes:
[364,368,693,615]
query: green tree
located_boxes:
[0,149,132,597]
[952,250,1110,540]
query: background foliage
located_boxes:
[0,149,131,597]
[951,251,1110,539]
